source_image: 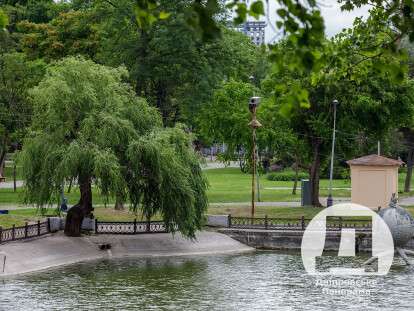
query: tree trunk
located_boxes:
[156,81,169,126]
[309,141,322,207]
[13,162,16,192]
[405,149,414,192]
[67,178,73,193]
[0,148,6,178]
[114,195,124,210]
[64,177,94,237]
[292,159,299,195]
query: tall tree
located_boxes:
[18,9,99,61]
[96,0,261,126]
[20,57,207,237]
[270,31,414,206]
[0,51,45,178]
[198,80,296,172]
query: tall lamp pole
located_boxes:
[249,97,262,218]
[249,75,261,202]
[327,99,338,207]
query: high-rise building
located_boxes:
[231,0,266,45]
[240,21,266,45]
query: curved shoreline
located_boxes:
[0,231,254,277]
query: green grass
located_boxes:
[0,209,46,228]
[2,163,23,180]
[1,167,414,229]
[208,205,325,218]
[2,205,414,229]
[3,167,414,205]
[0,207,161,229]
[0,187,116,206]
[0,167,350,206]
[204,168,351,203]
[208,204,414,219]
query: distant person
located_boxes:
[60,190,68,213]
[60,194,68,213]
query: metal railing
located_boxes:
[228,215,372,231]
[95,219,168,234]
[0,219,51,244]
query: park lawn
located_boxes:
[0,187,116,206]
[3,205,414,229]
[205,167,414,202]
[0,209,46,228]
[0,167,351,206]
[208,205,414,222]
[205,167,351,203]
[208,205,326,218]
[2,164,23,180]
[93,207,162,222]
[2,167,414,206]
[0,207,161,228]
[2,167,414,205]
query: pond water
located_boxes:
[0,251,413,310]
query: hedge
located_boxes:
[266,170,308,181]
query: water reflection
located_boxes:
[0,252,413,310]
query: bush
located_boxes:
[266,169,308,181]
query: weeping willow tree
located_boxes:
[20,57,208,237]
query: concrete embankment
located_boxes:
[0,231,253,276]
[220,228,414,252]
[220,228,372,251]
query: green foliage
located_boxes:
[20,57,207,238]
[264,29,414,205]
[0,8,8,29]
[198,80,296,168]
[97,0,262,126]
[127,127,208,236]
[266,169,308,182]
[186,0,221,41]
[0,52,46,159]
[124,0,414,114]
[18,10,99,61]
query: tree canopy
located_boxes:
[267,33,414,205]
[198,80,296,171]
[1,0,414,215]
[20,57,207,237]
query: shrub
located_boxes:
[266,169,308,181]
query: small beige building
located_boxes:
[346,154,403,209]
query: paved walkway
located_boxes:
[400,196,414,206]
[0,180,23,189]
[2,196,414,210]
[264,186,351,190]
[0,231,253,276]
[211,197,414,207]
[210,197,352,208]
[201,161,239,170]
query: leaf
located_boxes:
[234,3,247,25]
[250,1,265,18]
[159,11,170,20]
[0,9,8,30]
[277,9,287,18]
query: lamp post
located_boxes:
[249,96,262,218]
[249,75,261,202]
[327,99,338,207]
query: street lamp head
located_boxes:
[249,75,255,83]
[249,96,261,113]
[332,99,339,106]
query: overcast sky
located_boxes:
[243,0,370,42]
